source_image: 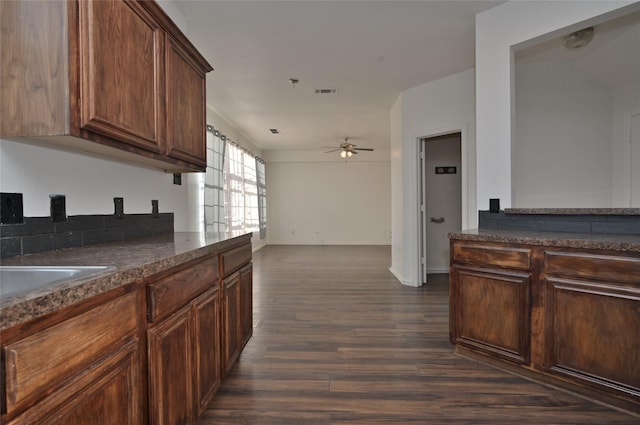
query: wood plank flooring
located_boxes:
[200,245,638,424]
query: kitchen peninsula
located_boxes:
[0,232,252,425]
[449,208,640,413]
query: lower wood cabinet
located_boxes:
[222,263,253,377]
[449,239,640,409]
[450,267,531,364]
[193,286,222,416]
[148,304,194,425]
[8,339,141,425]
[541,250,640,401]
[1,236,252,425]
[239,264,253,349]
[1,287,143,424]
[147,265,222,425]
[222,271,241,377]
[146,241,251,425]
[147,286,222,424]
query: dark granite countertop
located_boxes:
[0,232,251,331]
[448,229,640,253]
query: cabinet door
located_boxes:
[165,36,207,167]
[239,264,253,349]
[7,339,141,425]
[450,266,531,364]
[77,0,163,152]
[543,251,640,399]
[148,306,193,425]
[192,286,222,416]
[222,273,241,376]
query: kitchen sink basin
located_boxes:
[0,266,113,298]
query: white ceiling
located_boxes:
[175,0,503,152]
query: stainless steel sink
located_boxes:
[0,266,113,297]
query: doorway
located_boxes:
[418,133,462,284]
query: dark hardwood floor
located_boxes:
[201,245,638,424]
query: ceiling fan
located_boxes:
[324,137,374,158]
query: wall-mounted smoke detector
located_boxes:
[314,88,338,94]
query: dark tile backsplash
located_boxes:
[479,211,640,235]
[0,213,173,258]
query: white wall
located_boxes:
[0,139,193,229]
[513,62,613,207]
[389,96,404,282]
[612,82,640,206]
[475,0,638,211]
[263,150,391,245]
[390,68,476,287]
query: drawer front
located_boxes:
[3,290,140,414]
[452,242,531,271]
[147,256,219,322]
[545,251,640,284]
[220,244,252,277]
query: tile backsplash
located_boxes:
[478,211,640,235]
[0,213,173,258]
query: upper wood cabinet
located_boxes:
[0,0,213,172]
[78,0,164,154]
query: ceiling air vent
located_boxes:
[314,88,337,94]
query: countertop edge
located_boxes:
[448,230,640,253]
[0,233,252,331]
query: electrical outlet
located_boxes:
[114,197,124,219]
[50,194,67,222]
[1,192,24,224]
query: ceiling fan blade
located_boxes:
[353,148,374,151]
[324,149,340,153]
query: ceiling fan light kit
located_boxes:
[324,137,374,159]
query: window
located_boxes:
[224,142,259,234]
[203,126,226,233]
[256,158,267,239]
[203,125,266,238]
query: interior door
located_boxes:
[419,134,462,283]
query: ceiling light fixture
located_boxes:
[340,150,353,159]
[288,77,299,87]
[562,27,595,49]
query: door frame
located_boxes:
[415,124,469,285]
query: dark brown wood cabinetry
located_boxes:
[0,0,212,172]
[450,238,640,410]
[541,251,640,402]
[220,245,253,376]
[1,285,143,425]
[1,236,252,425]
[146,256,222,425]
